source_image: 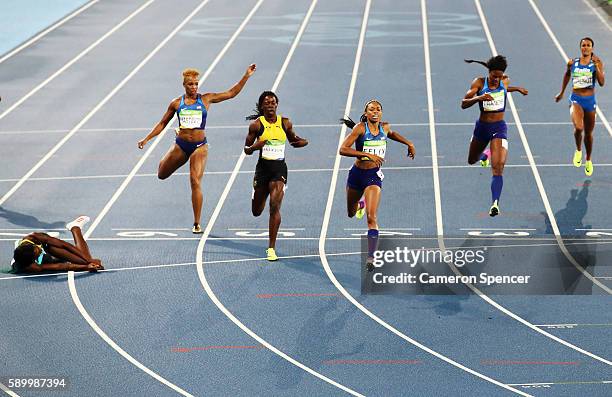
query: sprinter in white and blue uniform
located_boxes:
[340,100,416,271]
[138,64,256,233]
[462,55,529,217]
[555,37,606,176]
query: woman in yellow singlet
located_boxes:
[244,91,308,261]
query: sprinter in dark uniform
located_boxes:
[340,100,415,271]
[11,216,103,273]
[138,64,256,233]
[555,37,605,176]
[462,55,528,217]
[244,91,308,261]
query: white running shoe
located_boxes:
[66,215,90,231]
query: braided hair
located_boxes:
[246,91,279,120]
[340,99,383,129]
[464,55,507,72]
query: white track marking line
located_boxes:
[0,0,155,122]
[424,0,612,367]
[0,382,19,397]
[0,0,167,207]
[193,1,363,395]
[476,0,611,294]
[68,273,193,396]
[1,251,364,282]
[0,121,576,134]
[527,0,612,137]
[63,0,230,395]
[507,380,612,387]
[5,162,612,184]
[0,0,100,64]
[580,0,612,31]
[317,1,529,395]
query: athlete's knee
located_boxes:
[190,175,202,189]
[269,199,282,214]
[252,206,264,217]
[492,164,504,175]
[157,170,169,180]
[468,156,478,165]
[366,212,377,225]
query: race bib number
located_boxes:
[261,139,286,160]
[179,109,203,129]
[376,169,384,180]
[573,72,593,89]
[362,140,386,159]
[482,90,505,111]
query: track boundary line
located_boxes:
[527,0,612,137]
[317,1,530,395]
[0,0,155,122]
[0,0,100,64]
[192,1,365,395]
[423,0,612,367]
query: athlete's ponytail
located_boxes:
[465,55,507,72]
[246,91,279,120]
[340,100,383,129]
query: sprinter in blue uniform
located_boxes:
[340,100,415,271]
[462,55,528,217]
[138,64,256,233]
[555,37,605,176]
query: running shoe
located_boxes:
[192,223,203,234]
[489,200,500,217]
[573,150,582,167]
[66,215,90,231]
[480,148,491,168]
[585,160,593,176]
[356,198,366,219]
[266,247,278,261]
[366,256,374,272]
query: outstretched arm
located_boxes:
[461,78,490,109]
[385,123,415,159]
[138,99,178,148]
[593,55,605,87]
[283,118,308,148]
[555,59,573,102]
[202,64,256,105]
[21,262,102,273]
[504,76,528,96]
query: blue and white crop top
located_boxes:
[177,95,207,130]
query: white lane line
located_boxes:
[581,0,612,31]
[67,273,193,396]
[507,380,612,387]
[0,0,100,64]
[0,0,166,207]
[194,1,363,395]
[64,0,227,395]
[535,323,612,328]
[317,0,528,395]
[1,251,364,282]
[0,382,19,397]
[527,0,612,137]
[0,0,155,122]
[5,162,612,184]
[0,121,576,134]
[476,0,611,295]
[427,0,612,367]
[459,228,537,231]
